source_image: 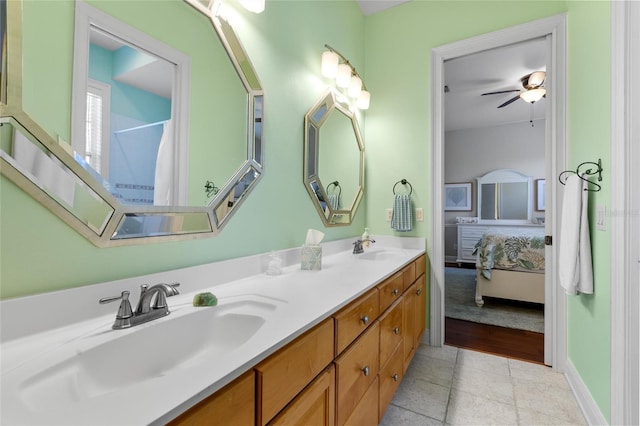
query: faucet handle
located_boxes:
[99,291,133,329]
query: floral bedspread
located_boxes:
[473,228,546,280]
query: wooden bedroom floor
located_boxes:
[445,317,545,364]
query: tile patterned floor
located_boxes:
[380,344,587,426]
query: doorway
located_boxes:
[429,14,568,368]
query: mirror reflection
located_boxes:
[303,90,364,226]
[0,0,264,246]
[476,169,532,223]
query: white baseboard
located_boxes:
[422,329,431,345]
[564,359,608,425]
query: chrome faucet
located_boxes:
[100,282,180,330]
[353,238,375,254]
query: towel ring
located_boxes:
[327,181,341,197]
[393,179,413,195]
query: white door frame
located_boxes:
[429,14,567,369]
[610,1,640,424]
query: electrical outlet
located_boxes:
[597,204,606,231]
[386,208,393,221]
[415,208,424,221]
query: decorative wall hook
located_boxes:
[204,180,219,198]
[393,179,413,195]
[558,158,603,192]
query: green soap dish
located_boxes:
[193,292,218,307]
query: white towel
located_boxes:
[558,174,594,295]
[391,194,413,232]
[328,193,340,210]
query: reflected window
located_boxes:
[85,79,111,175]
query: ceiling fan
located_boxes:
[481,71,546,108]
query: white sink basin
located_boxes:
[17,296,280,412]
[355,248,408,261]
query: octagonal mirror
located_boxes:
[0,0,264,246]
[303,90,364,226]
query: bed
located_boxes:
[473,228,546,307]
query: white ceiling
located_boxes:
[356,0,411,16]
[444,37,547,131]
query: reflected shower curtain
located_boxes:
[154,120,173,206]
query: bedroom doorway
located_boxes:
[429,14,568,368]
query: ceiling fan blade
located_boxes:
[481,89,521,96]
[497,95,521,108]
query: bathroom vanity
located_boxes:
[0,236,426,425]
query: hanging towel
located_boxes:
[391,194,413,232]
[558,174,594,295]
[328,193,340,210]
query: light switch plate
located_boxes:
[596,204,606,231]
[386,208,393,221]
[415,208,424,221]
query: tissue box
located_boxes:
[301,244,322,270]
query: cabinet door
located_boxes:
[344,376,379,426]
[402,282,417,374]
[270,365,335,426]
[378,298,402,370]
[168,370,254,426]
[335,321,380,426]
[334,288,380,355]
[379,344,403,421]
[414,274,427,347]
[256,318,335,426]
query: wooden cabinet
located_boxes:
[270,365,335,426]
[335,321,380,426]
[256,318,334,425]
[170,253,428,426]
[334,288,379,355]
[168,370,254,426]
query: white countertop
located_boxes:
[0,236,425,425]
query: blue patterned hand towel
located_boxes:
[391,194,413,231]
[328,193,340,210]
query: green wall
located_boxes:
[0,0,613,421]
[363,0,611,420]
[0,0,365,298]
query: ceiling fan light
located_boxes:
[528,71,546,87]
[520,88,546,103]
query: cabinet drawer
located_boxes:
[334,288,379,355]
[378,271,403,312]
[335,321,380,426]
[256,318,334,426]
[402,262,416,291]
[459,226,489,238]
[379,343,403,421]
[378,298,402,370]
[269,365,335,426]
[344,376,379,426]
[169,370,254,426]
[415,254,426,279]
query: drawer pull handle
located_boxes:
[392,374,399,382]
[393,327,400,335]
[362,366,370,376]
[392,288,399,296]
[416,288,422,296]
[361,315,369,325]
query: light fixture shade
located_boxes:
[528,71,546,87]
[321,51,339,79]
[239,0,265,13]
[520,88,546,103]
[348,75,362,98]
[336,64,352,88]
[356,90,370,110]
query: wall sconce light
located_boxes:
[239,0,265,13]
[321,44,370,110]
[520,87,546,103]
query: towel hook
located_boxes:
[327,181,341,198]
[558,158,603,192]
[393,179,413,195]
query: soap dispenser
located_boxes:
[362,227,371,249]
